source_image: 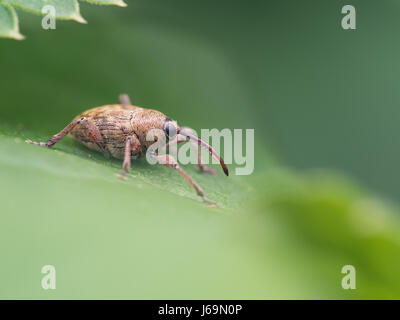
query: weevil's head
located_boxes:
[131,109,180,147]
[132,109,228,176]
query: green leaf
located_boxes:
[0,3,24,40]
[3,0,86,23]
[81,0,127,7]
[1,6,400,298]
[2,129,400,298]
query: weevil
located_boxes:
[26,94,228,205]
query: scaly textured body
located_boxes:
[26,94,228,205]
[70,104,167,159]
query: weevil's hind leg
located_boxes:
[25,117,110,158]
[119,94,132,106]
[25,117,88,148]
[117,134,141,180]
[151,154,217,206]
[167,130,217,175]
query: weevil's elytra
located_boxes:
[25,94,228,206]
[70,104,146,160]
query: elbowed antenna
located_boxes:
[179,129,229,176]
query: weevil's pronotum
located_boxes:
[26,94,228,205]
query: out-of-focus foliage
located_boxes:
[0,0,126,39]
[0,0,399,299]
[0,2,22,39]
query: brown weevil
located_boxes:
[26,94,228,205]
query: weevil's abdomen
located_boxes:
[70,104,144,159]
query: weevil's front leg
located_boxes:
[26,117,88,148]
[117,134,141,179]
[167,129,217,175]
[151,154,217,206]
[165,134,187,151]
[119,94,132,106]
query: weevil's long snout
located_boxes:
[179,128,229,176]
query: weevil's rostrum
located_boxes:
[26,94,228,205]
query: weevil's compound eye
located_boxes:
[164,121,177,138]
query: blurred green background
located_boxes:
[0,0,400,299]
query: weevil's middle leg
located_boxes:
[26,117,88,148]
[117,134,141,179]
[151,154,217,206]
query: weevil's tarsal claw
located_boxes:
[116,171,128,180]
[202,196,218,207]
[180,130,229,176]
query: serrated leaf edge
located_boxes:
[81,0,127,7]
[5,0,87,24]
